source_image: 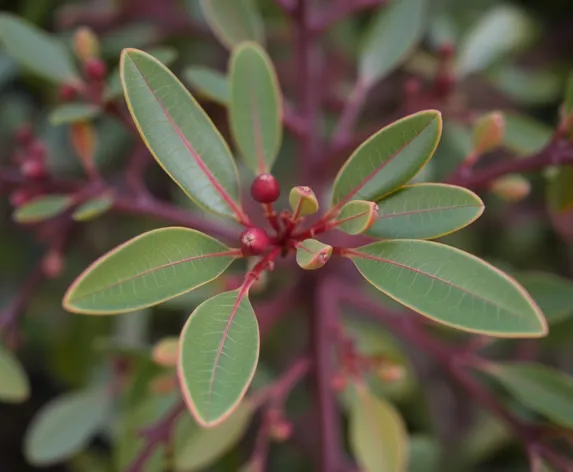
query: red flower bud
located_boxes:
[21,159,46,181]
[240,228,269,256]
[29,141,46,160]
[15,124,33,146]
[438,42,455,59]
[59,83,78,102]
[84,58,107,81]
[250,173,280,204]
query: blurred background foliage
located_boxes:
[2,0,573,471]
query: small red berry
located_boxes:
[59,83,77,101]
[14,124,33,146]
[438,42,455,59]
[250,173,280,204]
[435,71,456,96]
[84,58,107,81]
[10,189,33,207]
[240,228,269,256]
[404,78,421,95]
[21,159,46,181]
[270,419,292,442]
[42,250,64,278]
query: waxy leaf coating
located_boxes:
[347,240,547,337]
[64,227,238,314]
[178,290,259,426]
[230,42,283,174]
[331,110,442,211]
[368,183,484,240]
[121,48,244,220]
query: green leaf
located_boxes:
[49,103,101,126]
[178,289,259,426]
[174,403,252,470]
[408,436,440,472]
[359,0,427,85]
[64,227,238,314]
[368,183,484,240]
[346,240,547,337]
[120,48,245,221]
[229,42,282,174]
[200,0,264,50]
[564,73,573,117]
[484,362,573,428]
[330,110,442,211]
[183,66,230,105]
[13,195,73,223]
[515,272,573,325]
[547,166,573,240]
[335,200,379,235]
[488,66,562,106]
[0,13,79,84]
[24,388,111,466]
[72,193,114,222]
[296,239,333,270]
[503,112,551,155]
[0,344,30,403]
[349,384,407,472]
[457,5,534,77]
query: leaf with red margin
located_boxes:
[178,289,259,426]
[229,42,282,174]
[330,110,442,214]
[345,239,547,337]
[120,48,247,222]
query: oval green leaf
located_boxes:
[346,240,547,337]
[230,42,282,174]
[64,227,239,314]
[296,239,333,270]
[359,0,427,85]
[184,66,230,105]
[368,183,484,240]
[0,344,30,403]
[515,272,573,325]
[200,0,264,50]
[178,289,259,426]
[484,362,573,428]
[349,384,407,472]
[335,200,379,235]
[174,403,252,470]
[49,103,101,126]
[120,48,245,221]
[13,195,72,223]
[0,13,79,84]
[503,112,551,155]
[24,388,111,466]
[330,110,442,213]
[72,193,114,221]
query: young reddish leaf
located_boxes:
[368,183,484,240]
[289,186,319,217]
[490,175,531,202]
[330,110,442,214]
[200,0,264,50]
[0,344,30,403]
[178,289,259,426]
[345,240,547,337]
[229,42,282,174]
[472,111,505,155]
[296,239,333,270]
[335,200,379,235]
[72,193,114,222]
[120,49,247,222]
[349,383,407,472]
[13,195,73,223]
[184,66,230,105]
[483,362,573,428]
[63,227,240,314]
[0,13,79,84]
[73,27,100,64]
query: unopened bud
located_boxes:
[42,250,64,278]
[473,111,505,155]
[21,159,46,181]
[84,58,107,81]
[331,374,347,392]
[289,186,319,217]
[270,418,292,442]
[334,200,379,235]
[296,239,332,270]
[376,363,405,383]
[152,337,179,367]
[59,83,78,102]
[73,27,100,64]
[490,175,531,202]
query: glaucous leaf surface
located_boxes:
[178,290,259,426]
[331,110,442,210]
[516,272,573,325]
[24,388,111,466]
[346,240,547,336]
[200,0,264,50]
[296,239,333,270]
[183,66,230,105]
[349,384,407,472]
[49,104,101,126]
[121,49,244,220]
[485,363,573,428]
[0,13,79,84]
[64,227,238,314]
[359,0,426,85]
[368,183,484,239]
[174,403,252,470]
[230,42,282,174]
[335,200,379,235]
[13,195,72,223]
[0,344,30,403]
[72,193,114,221]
